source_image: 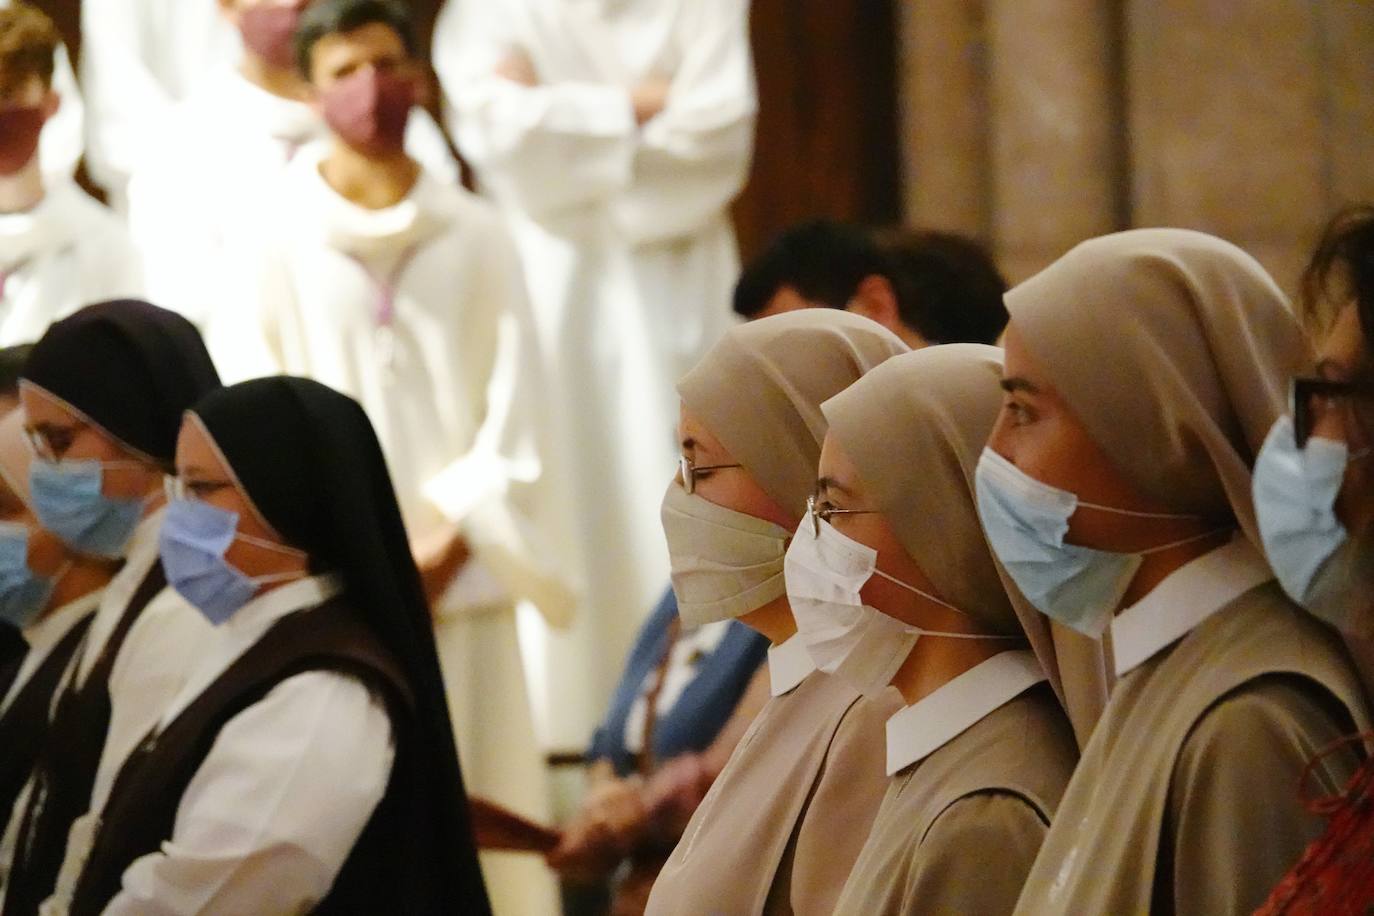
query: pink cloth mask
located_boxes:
[0,107,46,175]
[239,3,307,70]
[321,69,415,156]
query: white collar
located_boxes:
[2,587,103,713]
[292,145,448,258]
[768,633,817,697]
[1111,535,1274,677]
[0,180,87,269]
[884,649,1046,776]
[160,573,342,726]
[128,505,168,565]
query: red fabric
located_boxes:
[1255,735,1374,915]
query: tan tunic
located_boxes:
[646,670,897,915]
[834,683,1077,915]
[1013,581,1370,915]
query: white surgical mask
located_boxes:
[975,448,1225,637]
[661,481,791,627]
[786,508,1014,697]
[1254,415,1374,635]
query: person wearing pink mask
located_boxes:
[0,2,139,347]
[125,0,458,328]
[212,2,573,912]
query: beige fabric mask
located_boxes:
[661,481,791,627]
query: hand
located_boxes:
[643,754,713,838]
[496,48,539,87]
[413,526,472,608]
[631,75,672,125]
[546,817,619,881]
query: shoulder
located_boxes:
[923,789,1050,849]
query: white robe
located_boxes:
[78,0,241,208]
[0,180,141,346]
[126,68,460,327]
[209,149,572,916]
[434,0,756,750]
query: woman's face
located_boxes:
[814,434,969,630]
[677,406,796,531]
[1310,302,1374,533]
[174,415,305,578]
[20,383,164,501]
[986,323,1206,552]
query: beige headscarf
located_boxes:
[0,410,32,506]
[821,344,1025,638]
[1005,228,1311,743]
[678,310,909,521]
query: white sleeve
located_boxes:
[434,0,638,215]
[422,214,578,626]
[79,0,178,195]
[40,42,85,179]
[610,0,756,245]
[103,672,395,916]
[403,109,461,187]
[204,247,293,384]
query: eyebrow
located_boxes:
[816,476,853,497]
[178,464,219,479]
[1000,377,1041,395]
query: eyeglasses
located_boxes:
[1292,376,1374,448]
[25,421,88,462]
[805,494,877,538]
[679,455,742,495]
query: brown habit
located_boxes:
[645,670,898,915]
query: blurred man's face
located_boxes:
[0,72,56,115]
[308,22,415,92]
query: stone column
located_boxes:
[985,0,1125,282]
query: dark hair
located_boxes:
[1302,205,1374,346]
[874,228,1009,345]
[294,0,417,79]
[733,220,888,318]
[0,1,59,93]
[0,344,32,397]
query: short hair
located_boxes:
[733,220,888,319]
[1302,205,1374,349]
[0,344,33,397]
[874,228,1009,345]
[0,1,59,95]
[294,0,417,79]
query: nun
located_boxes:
[646,310,907,915]
[63,376,488,913]
[0,410,118,873]
[790,345,1078,915]
[0,300,220,916]
[970,229,1372,914]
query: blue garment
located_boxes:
[589,587,769,777]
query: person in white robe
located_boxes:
[209,3,574,911]
[78,0,242,210]
[126,0,460,328]
[0,2,139,347]
[434,0,756,737]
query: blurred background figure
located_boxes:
[0,1,81,180]
[0,2,139,345]
[213,2,574,911]
[126,0,459,328]
[79,0,241,210]
[434,0,757,746]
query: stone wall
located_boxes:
[897,0,1374,290]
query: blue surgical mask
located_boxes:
[975,448,1220,636]
[29,459,147,559]
[1254,415,1374,634]
[0,522,64,629]
[159,497,306,626]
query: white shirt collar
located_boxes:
[884,649,1047,776]
[768,633,817,697]
[160,574,342,726]
[1,587,103,713]
[1111,535,1274,677]
[75,505,168,685]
